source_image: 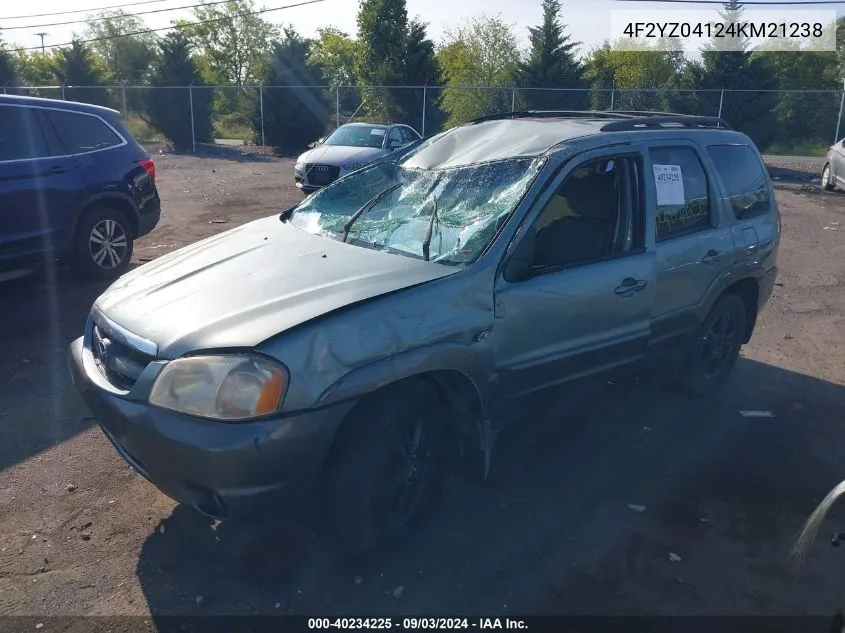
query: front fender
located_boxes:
[315,342,497,420]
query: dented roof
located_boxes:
[402,118,608,170]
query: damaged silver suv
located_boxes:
[69,111,780,556]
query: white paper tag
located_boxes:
[370,128,385,136]
[652,164,685,206]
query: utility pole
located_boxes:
[35,32,48,55]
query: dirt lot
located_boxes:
[1,148,845,624]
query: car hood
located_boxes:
[297,145,385,166]
[94,215,458,358]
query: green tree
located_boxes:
[54,39,112,107]
[0,35,17,88]
[674,1,778,146]
[84,10,157,84]
[355,0,410,122]
[584,39,682,110]
[515,0,586,110]
[308,27,359,123]
[755,41,840,147]
[402,19,443,133]
[437,14,520,126]
[12,50,60,87]
[309,27,358,87]
[176,0,278,86]
[256,28,330,152]
[143,32,214,150]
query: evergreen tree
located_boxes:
[672,1,778,146]
[256,28,331,152]
[54,39,112,107]
[515,0,586,110]
[143,33,213,151]
[0,35,17,88]
[355,0,409,123]
[402,19,444,133]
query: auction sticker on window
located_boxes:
[370,128,386,136]
[652,164,685,206]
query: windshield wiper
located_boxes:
[421,195,439,262]
[341,182,401,243]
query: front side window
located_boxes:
[387,127,404,149]
[0,106,51,161]
[323,125,387,149]
[649,146,711,240]
[289,153,543,265]
[707,144,771,220]
[45,110,123,154]
[530,155,640,269]
[401,127,419,143]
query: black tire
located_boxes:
[675,294,747,397]
[73,205,134,280]
[822,164,836,192]
[319,379,454,558]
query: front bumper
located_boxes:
[68,336,354,521]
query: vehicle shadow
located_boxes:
[0,262,140,472]
[135,356,845,619]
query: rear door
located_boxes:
[706,143,779,275]
[0,105,86,263]
[645,141,735,353]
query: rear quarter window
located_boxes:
[707,144,771,220]
[44,109,124,154]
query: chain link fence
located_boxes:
[5,84,844,154]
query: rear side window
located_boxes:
[0,106,51,161]
[649,146,711,240]
[707,144,771,220]
[44,109,123,154]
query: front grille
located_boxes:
[304,164,340,186]
[92,323,156,390]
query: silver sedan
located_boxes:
[294,122,421,192]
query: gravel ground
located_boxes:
[1,149,844,625]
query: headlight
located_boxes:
[148,354,289,421]
[343,162,364,171]
[294,161,304,172]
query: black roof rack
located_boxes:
[599,115,731,131]
[471,110,639,124]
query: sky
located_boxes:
[1,0,843,59]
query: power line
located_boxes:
[1,0,234,31]
[1,0,187,21]
[13,0,332,52]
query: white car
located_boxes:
[294,122,421,192]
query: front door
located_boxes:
[493,148,656,401]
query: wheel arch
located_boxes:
[75,193,139,239]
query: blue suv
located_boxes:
[0,95,161,279]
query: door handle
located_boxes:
[43,165,70,175]
[701,249,724,264]
[614,278,648,296]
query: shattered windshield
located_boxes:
[289,156,543,264]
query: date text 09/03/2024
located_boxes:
[307,618,528,630]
